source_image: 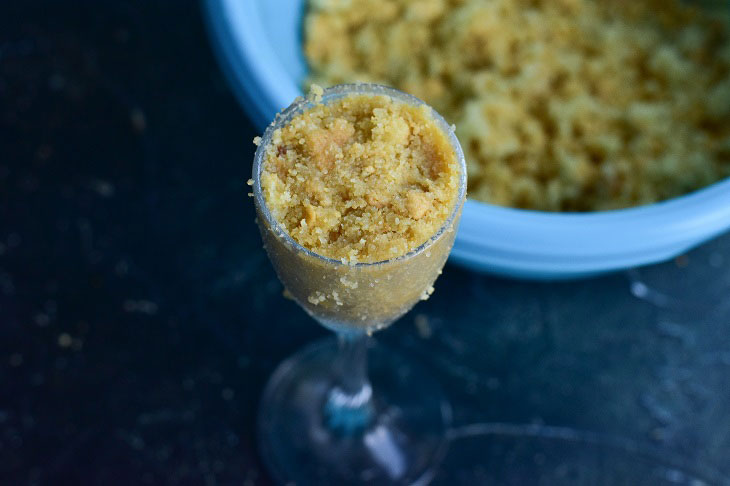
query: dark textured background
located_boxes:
[1,1,729,484]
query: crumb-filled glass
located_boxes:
[252,84,467,485]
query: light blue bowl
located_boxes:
[204,0,730,280]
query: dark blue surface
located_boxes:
[1,2,729,484]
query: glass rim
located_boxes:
[252,83,467,268]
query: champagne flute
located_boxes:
[252,84,466,485]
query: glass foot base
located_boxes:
[258,338,451,485]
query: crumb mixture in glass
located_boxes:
[259,92,460,263]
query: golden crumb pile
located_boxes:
[259,93,460,263]
[305,0,730,211]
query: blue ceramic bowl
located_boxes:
[204,0,730,280]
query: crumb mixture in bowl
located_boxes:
[305,0,730,211]
[259,91,460,263]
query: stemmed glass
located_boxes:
[252,84,467,485]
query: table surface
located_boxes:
[2,1,730,484]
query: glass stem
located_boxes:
[324,332,374,435]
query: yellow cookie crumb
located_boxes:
[308,83,325,103]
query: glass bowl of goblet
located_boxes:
[252,84,467,485]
